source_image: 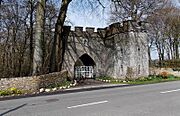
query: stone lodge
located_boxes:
[62,20,149,79]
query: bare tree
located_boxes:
[49,0,72,73]
[33,0,46,74]
[165,8,180,59]
[49,0,106,72]
[1,0,33,77]
[29,0,35,75]
[110,0,167,22]
[0,0,107,77]
[147,5,180,66]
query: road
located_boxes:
[0,81,180,116]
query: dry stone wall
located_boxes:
[0,70,68,91]
[150,67,180,77]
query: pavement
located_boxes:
[0,81,180,116]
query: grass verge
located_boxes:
[97,75,180,85]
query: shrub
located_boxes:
[0,90,11,96]
[9,87,18,94]
[58,81,71,87]
[47,80,72,88]
[159,71,169,79]
[0,88,23,96]
[172,68,180,72]
[167,74,175,79]
[98,76,113,80]
[138,77,146,81]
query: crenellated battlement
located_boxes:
[85,27,95,34]
[64,20,147,38]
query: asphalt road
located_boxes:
[0,81,180,116]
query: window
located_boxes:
[121,65,123,75]
[138,48,141,60]
[120,48,123,55]
[138,48,140,51]
[83,39,88,46]
[138,65,140,74]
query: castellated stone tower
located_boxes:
[62,20,149,79]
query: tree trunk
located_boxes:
[148,46,152,66]
[29,0,34,75]
[174,37,179,59]
[33,0,46,75]
[49,0,72,72]
[12,26,17,76]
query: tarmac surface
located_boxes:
[1,81,180,116]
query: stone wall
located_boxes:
[150,67,180,77]
[0,70,68,91]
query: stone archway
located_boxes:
[74,54,96,80]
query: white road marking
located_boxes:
[67,100,108,109]
[160,89,180,94]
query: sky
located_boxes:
[66,0,180,60]
[66,0,110,29]
[173,0,180,7]
[67,0,180,29]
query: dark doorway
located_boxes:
[74,54,96,80]
[79,54,96,66]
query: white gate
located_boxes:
[74,66,94,79]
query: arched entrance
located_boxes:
[74,54,96,80]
